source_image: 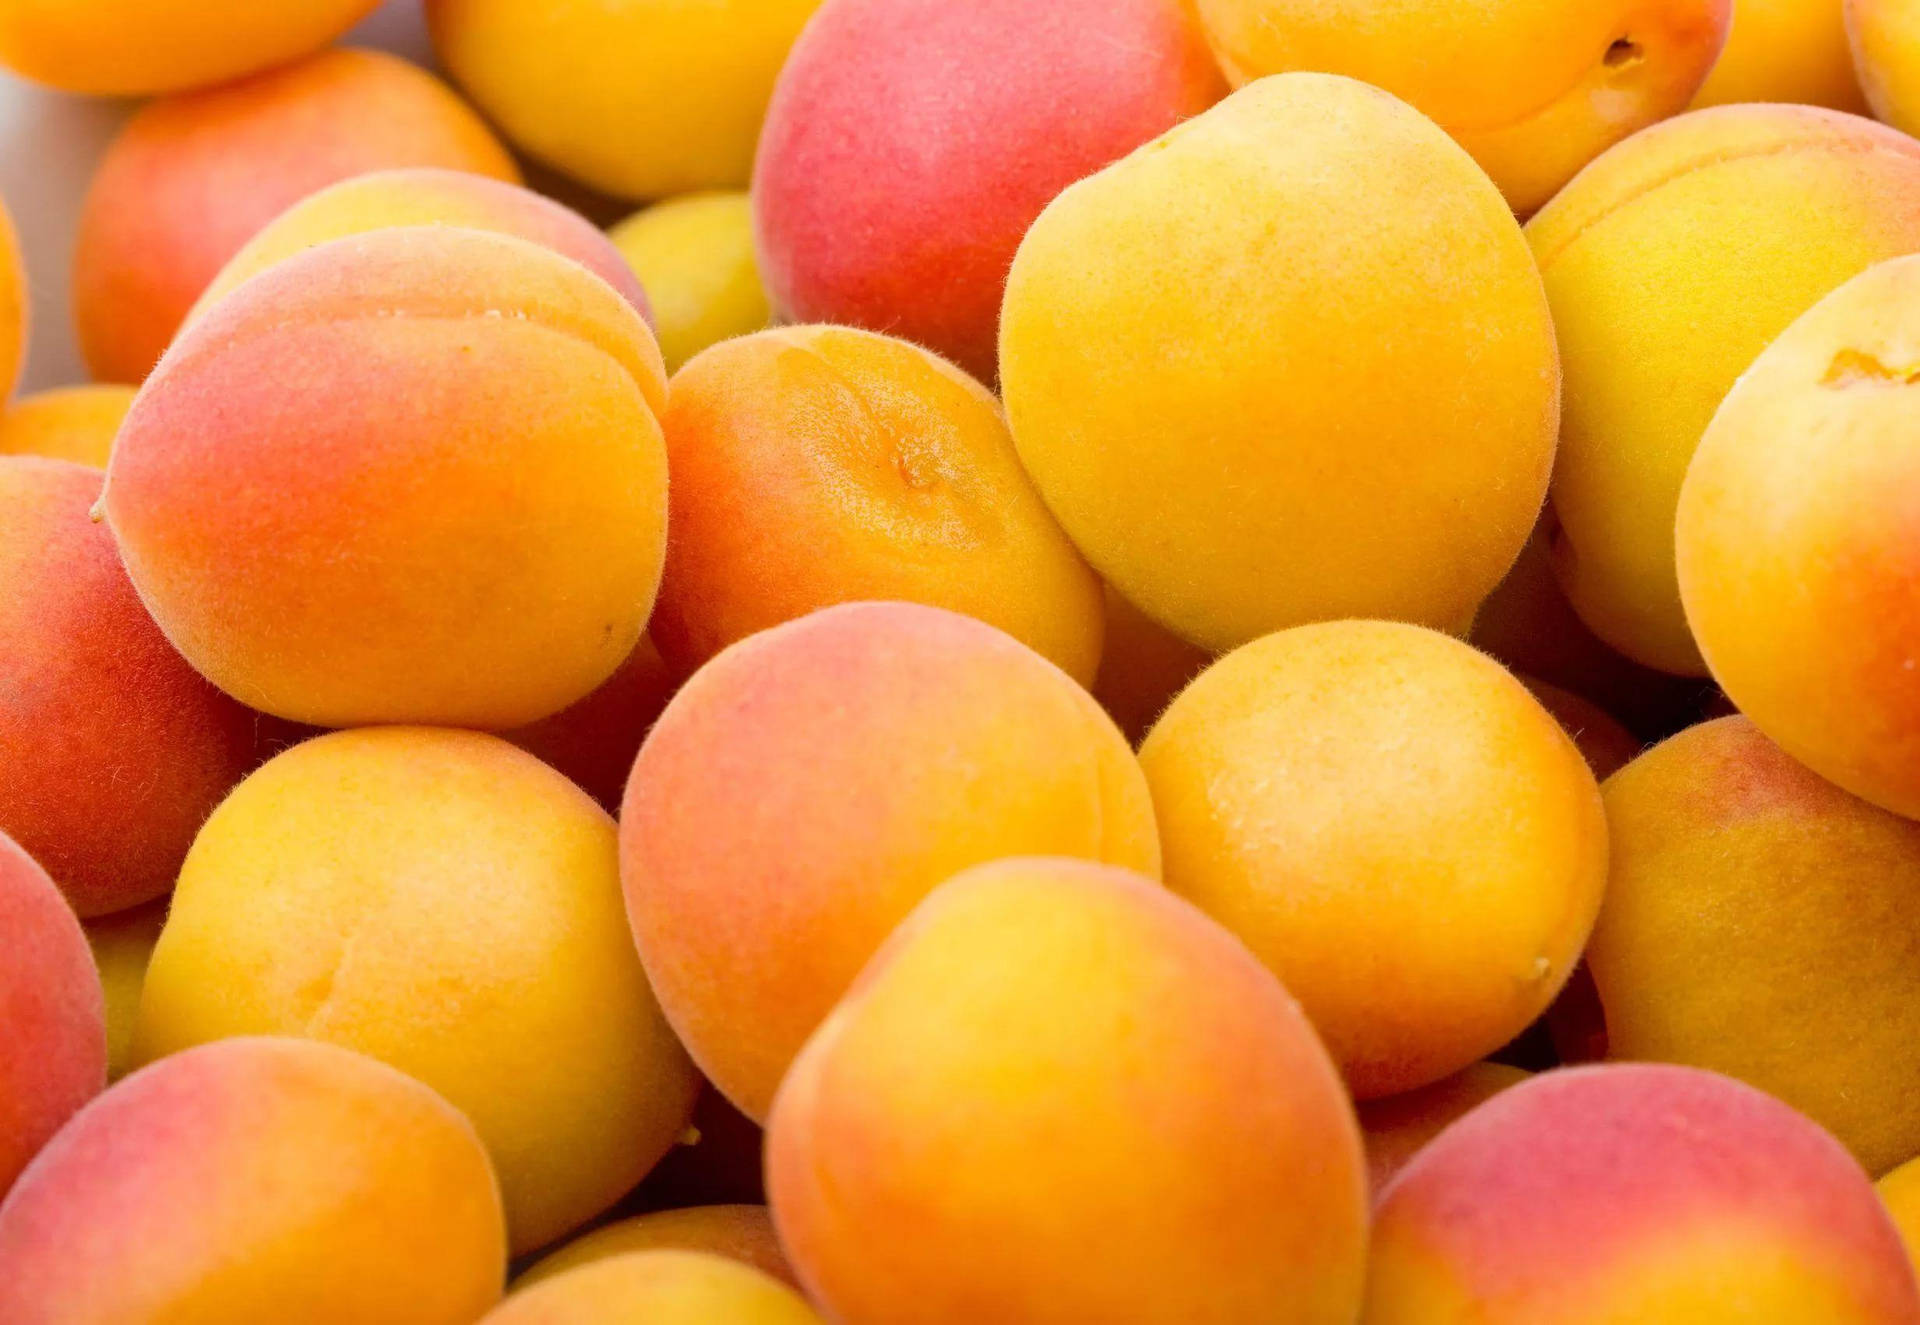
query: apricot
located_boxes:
[1679,255,1920,821]
[484,1252,823,1325]
[1092,585,1215,746]
[1525,103,1920,675]
[504,636,678,812]
[1358,1064,1530,1201]
[518,1205,795,1289]
[132,728,700,1254]
[0,1037,505,1324]
[652,326,1104,683]
[73,47,517,384]
[1581,717,1920,1173]
[83,900,164,1083]
[753,0,1224,382]
[0,1,380,96]
[0,458,254,917]
[1695,0,1866,109]
[1879,1157,1920,1273]
[622,601,1158,1121]
[1001,74,1557,654]
[768,857,1367,1324]
[1470,524,1707,737]
[1523,678,1642,778]
[0,832,105,1199]
[102,226,669,730]
[193,168,652,323]
[1139,620,1607,1098]
[426,0,823,199]
[0,194,21,401]
[0,385,134,468]
[1851,0,1920,134]
[609,193,770,372]
[1196,0,1730,214]
[1366,1064,1920,1322]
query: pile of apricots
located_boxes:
[12,0,1920,1320]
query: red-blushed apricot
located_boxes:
[131,728,701,1255]
[0,1,380,96]
[609,193,770,372]
[1470,524,1707,737]
[1696,0,1866,109]
[1002,75,1557,654]
[518,1206,795,1289]
[192,168,652,325]
[652,327,1104,684]
[1197,0,1730,214]
[1523,677,1642,778]
[1093,584,1216,746]
[1358,1064,1530,1201]
[1140,621,1606,1099]
[1880,1158,1920,1274]
[1582,717,1920,1174]
[82,900,164,1083]
[753,0,1223,382]
[485,1252,823,1325]
[427,0,823,199]
[635,1085,767,1211]
[102,226,670,731]
[72,47,518,384]
[1365,1064,1920,1322]
[1851,0,1920,134]
[0,458,255,917]
[0,385,134,469]
[768,857,1367,1324]
[1526,103,1920,675]
[0,195,22,401]
[0,1037,506,1324]
[622,601,1159,1121]
[0,832,105,1199]
[504,637,678,812]
[1679,255,1920,821]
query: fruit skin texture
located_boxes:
[1525,103,1920,676]
[0,195,22,402]
[0,832,105,1200]
[83,900,165,1083]
[1002,74,1558,655]
[1679,254,1920,822]
[484,1251,823,1325]
[192,168,653,325]
[0,386,135,469]
[0,1037,506,1324]
[503,636,678,813]
[102,226,670,731]
[1851,0,1920,135]
[0,0,380,96]
[0,458,255,918]
[768,857,1368,1325]
[517,1205,795,1289]
[652,325,1104,684]
[1358,1064,1530,1201]
[753,0,1224,383]
[1583,716,1920,1175]
[1139,620,1607,1099]
[1365,1064,1920,1323]
[426,0,824,200]
[1093,584,1216,746]
[1879,1157,1920,1274]
[611,193,769,373]
[1195,0,1730,214]
[72,47,518,384]
[132,728,700,1255]
[1695,0,1867,110]
[622,601,1160,1122]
